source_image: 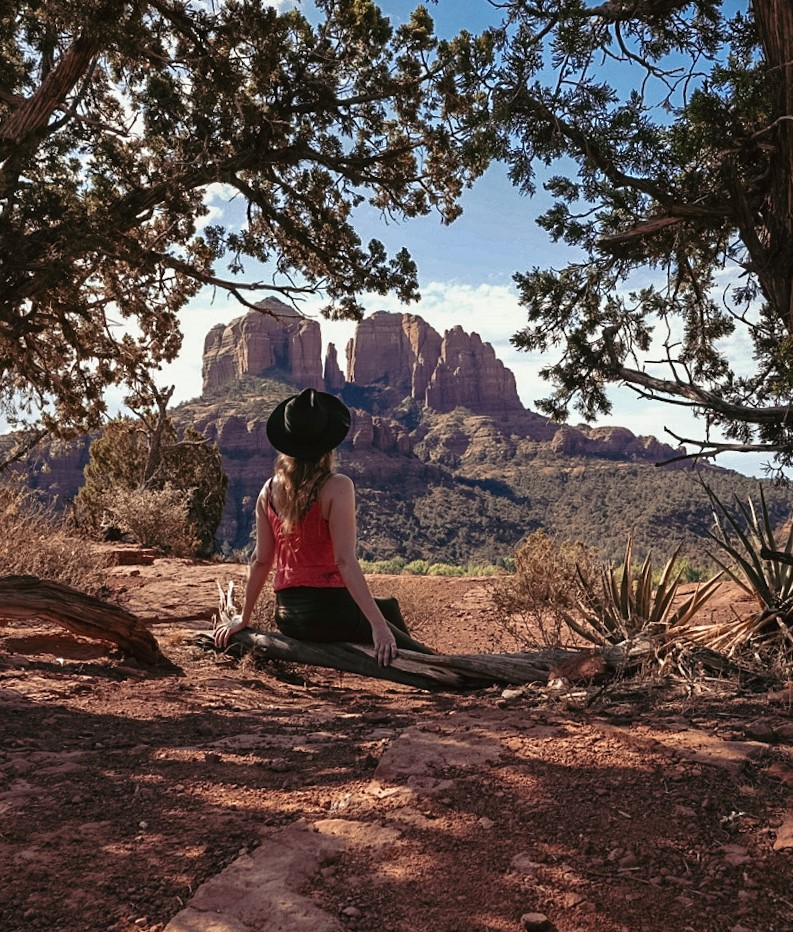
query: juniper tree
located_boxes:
[494,0,793,468]
[0,0,492,437]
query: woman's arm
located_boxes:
[325,474,397,666]
[214,489,275,649]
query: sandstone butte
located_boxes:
[201,298,681,462]
[18,297,688,552]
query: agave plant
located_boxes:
[698,485,793,658]
[562,535,722,647]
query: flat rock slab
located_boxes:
[374,717,504,792]
[593,723,767,777]
[164,818,399,932]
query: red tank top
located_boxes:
[266,483,346,591]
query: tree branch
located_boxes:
[602,326,793,429]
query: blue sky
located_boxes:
[158,0,774,478]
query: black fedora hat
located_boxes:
[266,388,351,459]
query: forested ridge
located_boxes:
[174,375,793,566]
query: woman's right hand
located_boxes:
[372,625,398,667]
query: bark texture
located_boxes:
[0,574,176,668]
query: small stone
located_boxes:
[561,892,586,908]
[773,812,793,850]
[618,852,638,869]
[673,805,697,818]
[269,758,292,773]
[342,905,362,918]
[134,919,148,928]
[510,852,540,875]
[520,913,556,932]
[478,817,495,830]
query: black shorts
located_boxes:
[274,586,377,643]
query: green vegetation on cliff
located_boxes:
[171,376,793,566]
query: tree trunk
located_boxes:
[0,575,176,669]
[751,0,793,331]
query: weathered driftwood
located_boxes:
[0,574,175,668]
[195,628,758,692]
[195,627,636,691]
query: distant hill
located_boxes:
[9,300,793,566]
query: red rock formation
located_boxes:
[202,298,323,392]
[323,342,345,393]
[425,327,524,416]
[346,311,442,398]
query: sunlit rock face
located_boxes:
[202,298,323,393]
[345,311,443,401]
[344,311,523,417]
[424,325,524,416]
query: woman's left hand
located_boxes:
[372,626,398,667]
[214,614,247,649]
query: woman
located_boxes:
[213,388,433,666]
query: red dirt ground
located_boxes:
[1,556,792,932]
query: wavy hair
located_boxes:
[271,451,334,536]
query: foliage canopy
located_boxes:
[493,0,793,467]
[0,0,491,435]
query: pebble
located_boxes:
[520,913,556,932]
[510,852,540,875]
[478,817,495,830]
[342,905,362,918]
[269,758,292,773]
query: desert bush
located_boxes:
[75,418,227,557]
[427,562,466,577]
[0,482,110,594]
[108,486,199,556]
[403,559,431,575]
[491,531,599,649]
[367,575,434,639]
[492,531,721,652]
[360,556,408,574]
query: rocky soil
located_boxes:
[1,556,793,932]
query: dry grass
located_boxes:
[489,531,599,650]
[0,482,110,595]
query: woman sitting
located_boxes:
[214,388,434,666]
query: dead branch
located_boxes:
[0,575,177,669]
[193,629,749,692]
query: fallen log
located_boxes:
[0,574,177,669]
[194,629,765,692]
[194,628,627,690]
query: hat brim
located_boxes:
[266,392,351,459]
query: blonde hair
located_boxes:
[271,451,334,536]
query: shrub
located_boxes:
[0,482,110,594]
[698,484,793,665]
[427,562,466,576]
[491,531,599,649]
[108,486,199,556]
[360,556,408,575]
[403,559,431,575]
[571,536,722,647]
[75,418,227,556]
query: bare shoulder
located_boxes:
[323,472,355,497]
